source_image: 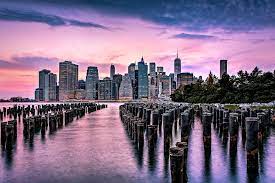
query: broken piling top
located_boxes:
[245,117,259,151]
[170,147,184,156]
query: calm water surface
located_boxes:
[0,103,275,183]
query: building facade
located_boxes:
[110,64,115,80]
[38,69,57,101]
[220,59,228,78]
[174,52,181,83]
[137,57,148,99]
[86,66,99,100]
[98,77,112,100]
[119,74,132,99]
[59,61,78,101]
[177,72,194,88]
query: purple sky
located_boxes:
[0,0,275,98]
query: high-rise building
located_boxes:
[112,74,122,100]
[38,69,57,101]
[220,60,228,78]
[119,74,132,100]
[35,88,43,101]
[157,66,164,73]
[59,61,78,101]
[86,66,99,100]
[110,64,115,80]
[78,80,86,90]
[177,72,194,87]
[98,77,112,100]
[159,75,171,97]
[137,57,148,99]
[128,63,136,81]
[174,51,181,82]
[149,62,157,99]
[48,73,57,101]
[133,69,139,99]
[39,69,50,101]
[149,63,156,75]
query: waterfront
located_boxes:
[0,103,275,183]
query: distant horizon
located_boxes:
[1,0,275,98]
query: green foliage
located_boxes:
[171,67,275,104]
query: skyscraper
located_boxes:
[112,74,122,100]
[128,63,136,81]
[86,66,99,100]
[48,73,57,101]
[38,69,57,101]
[35,88,43,101]
[119,74,132,100]
[149,63,156,75]
[110,64,115,80]
[220,60,228,78]
[39,69,50,101]
[174,51,181,82]
[59,61,78,101]
[177,72,194,88]
[149,62,157,99]
[137,57,148,99]
[98,77,112,100]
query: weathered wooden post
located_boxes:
[181,111,189,143]
[152,110,159,126]
[147,125,157,148]
[137,122,144,148]
[246,117,259,171]
[223,110,229,137]
[229,113,239,153]
[1,122,7,147]
[170,147,185,183]
[202,112,212,150]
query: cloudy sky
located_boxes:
[0,0,275,98]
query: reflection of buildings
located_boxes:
[177,73,194,88]
[86,66,99,100]
[59,61,78,101]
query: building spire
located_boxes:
[176,49,178,58]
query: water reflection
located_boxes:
[0,103,274,183]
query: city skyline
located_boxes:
[1,1,275,98]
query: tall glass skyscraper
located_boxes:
[137,57,148,99]
[38,69,57,101]
[174,51,181,82]
[59,61,78,101]
[86,66,99,100]
[110,64,115,80]
[220,60,228,78]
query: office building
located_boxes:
[98,77,112,100]
[86,66,99,100]
[177,72,194,87]
[59,61,78,101]
[78,80,86,90]
[110,64,115,80]
[220,60,228,78]
[137,57,148,99]
[35,88,43,101]
[174,51,181,82]
[38,69,57,101]
[119,74,132,99]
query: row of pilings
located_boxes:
[119,102,274,183]
[198,105,274,173]
[0,103,107,151]
[119,102,194,183]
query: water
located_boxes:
[0,103,275,183]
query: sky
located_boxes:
[0,0,275,98]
